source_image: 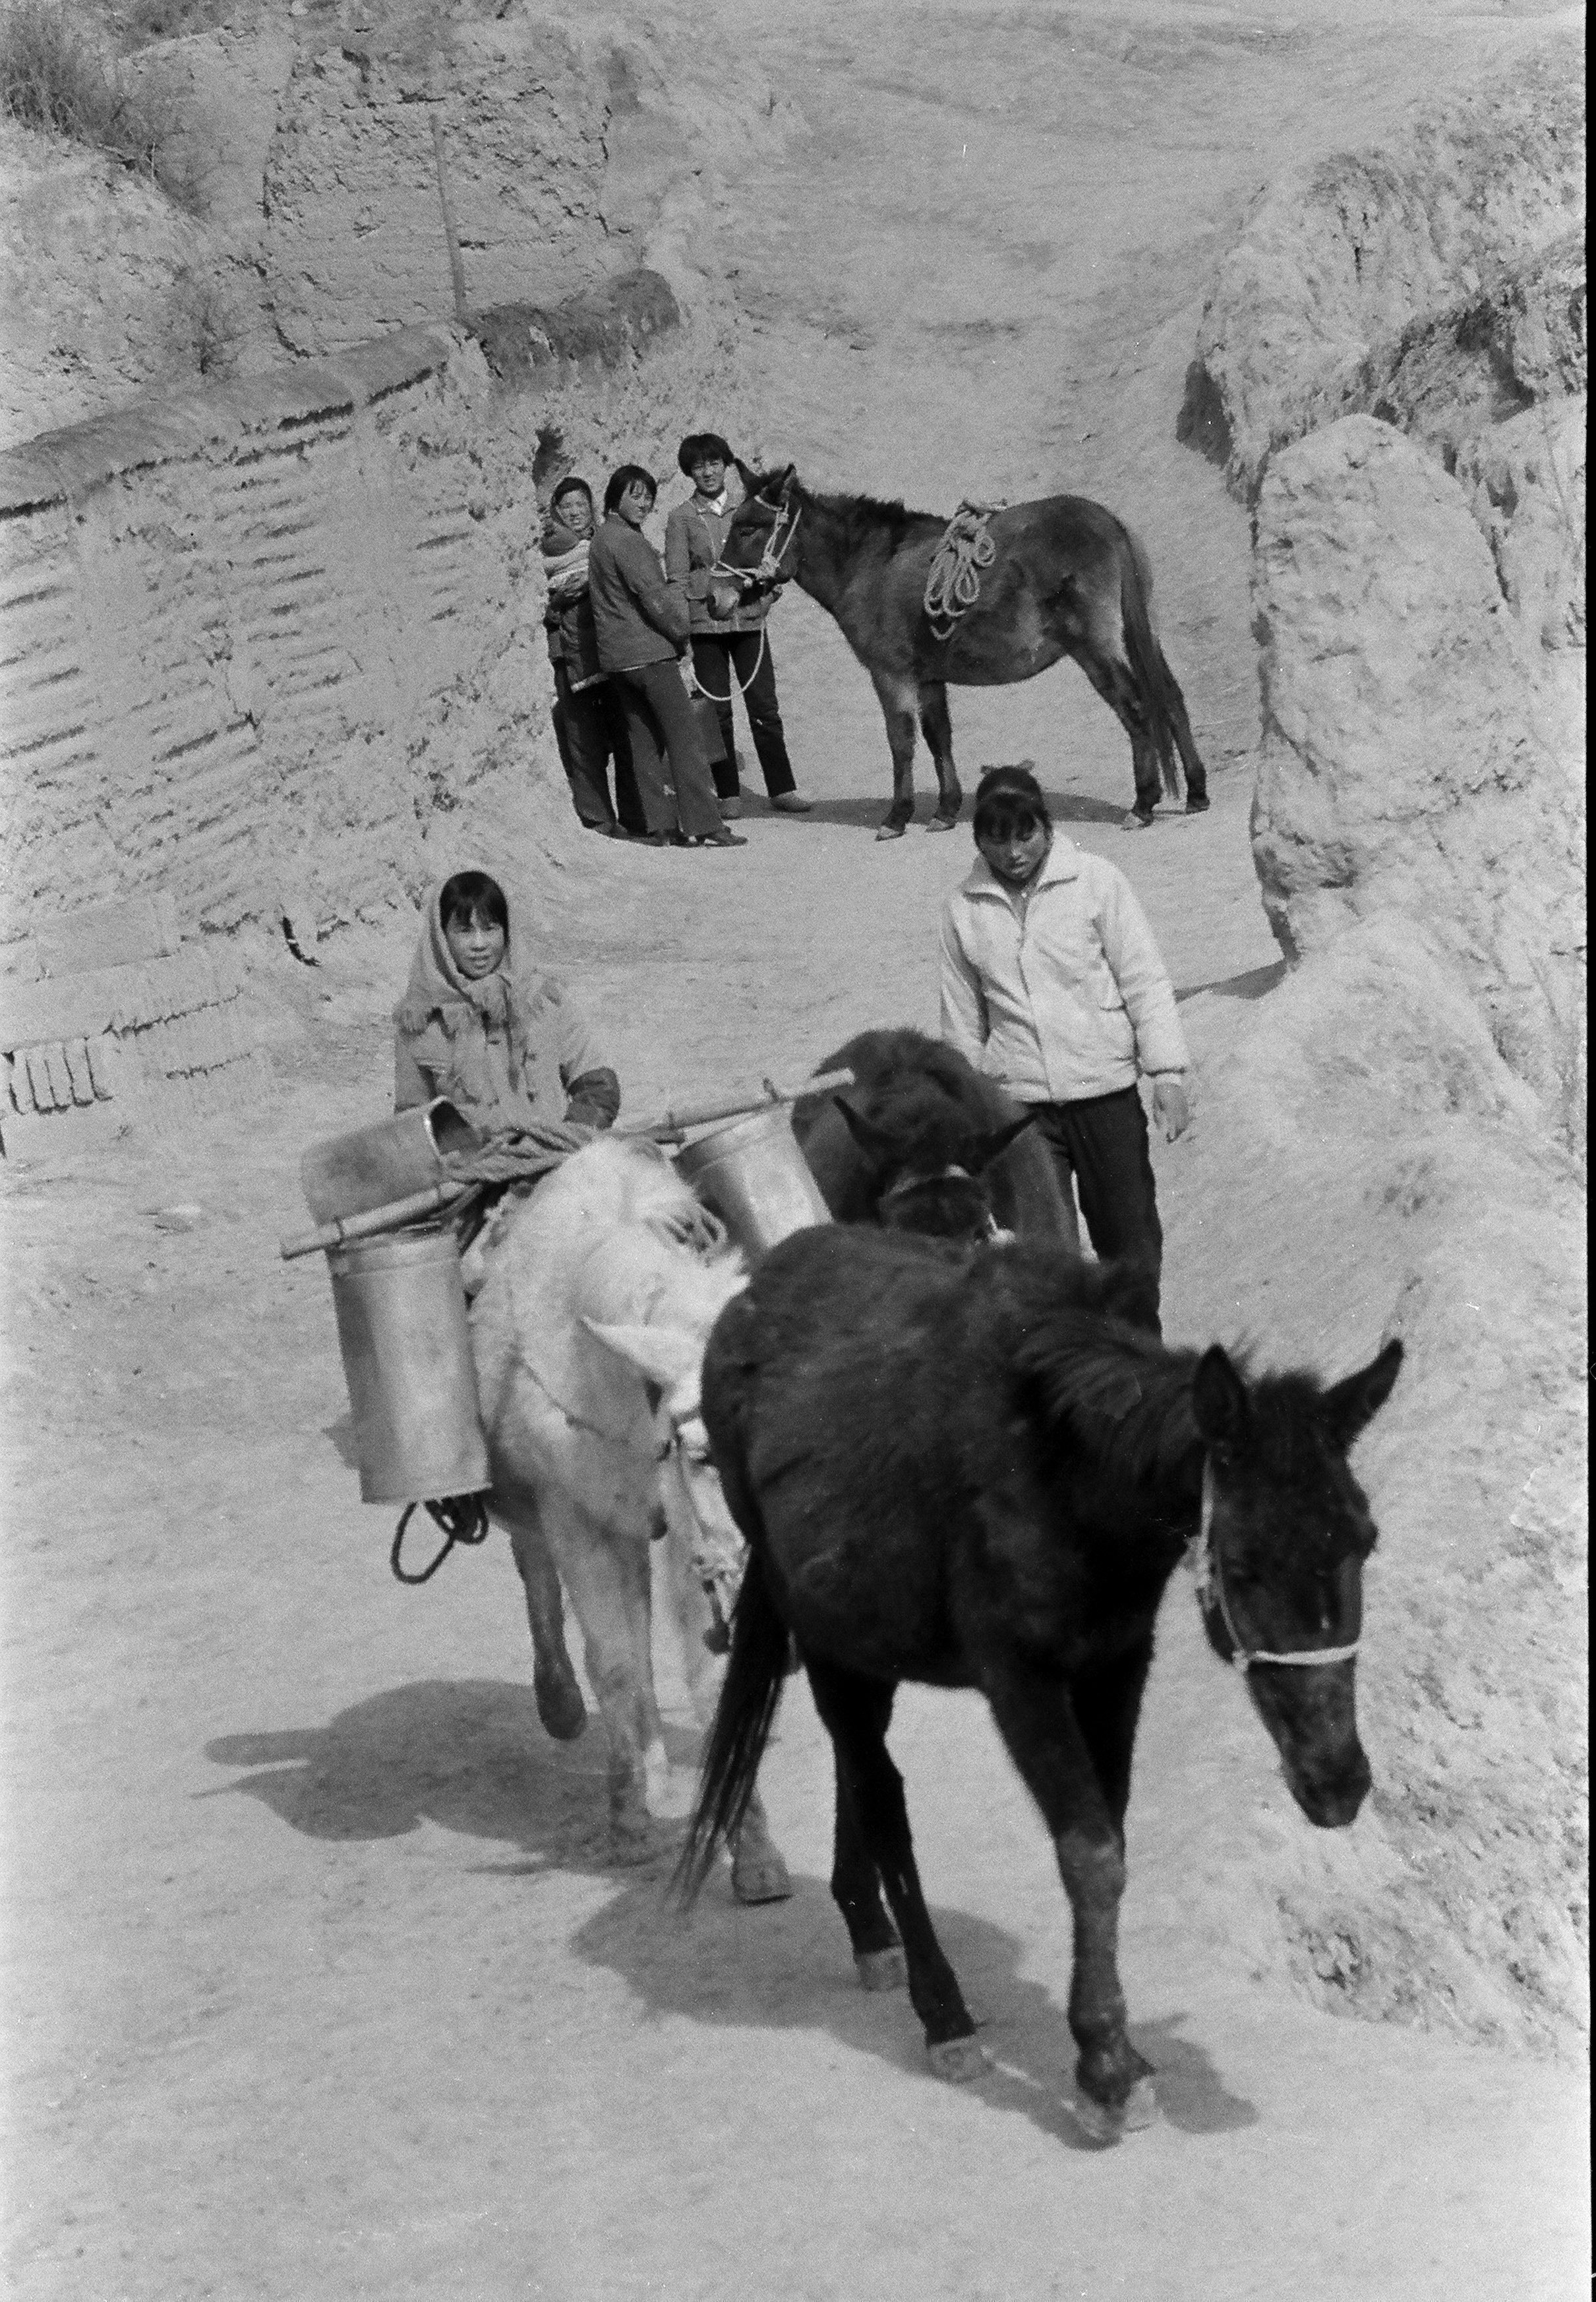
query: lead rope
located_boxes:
[688,625,769,705]
[1191,1460,1361,1672]
[391,1493,490,1584]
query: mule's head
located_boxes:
[833,1096,1036,1244]
[1190,1339,1404,1829]
[720,464,798,579]
[584,1319,747,1649]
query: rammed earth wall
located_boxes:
[0,324,562,952]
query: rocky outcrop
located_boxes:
[1250,416,1584,1138]
[0,325,569,953]
[1177,40,1584,502]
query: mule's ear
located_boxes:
[831,1097,896,1175]
[1191,1345,1248,1451]
[582,1319,703,1395]
[962,1111,1038,1175]
[1322,1338,1403,1452]
[779,462,797,498]
[734,457,759,493]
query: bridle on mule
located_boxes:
[655,1408,741,1653]
[717,491,804,603]
[1188,1460,1361,1673]
[877,1164,1009,1246]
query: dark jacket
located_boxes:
[587,515,692,674]
[664,479,773,637]
[542,508,606,690]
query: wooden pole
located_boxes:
[280,1180,472,1263]
[614,1067,855,1144]
[430,112,468,322]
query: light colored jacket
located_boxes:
[939,837,1189,1104]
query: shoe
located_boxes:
[641,829,688,846]
[770,791,813,814]
[718,796,744,821]
[595,821,630,840]
[697,829,748,848]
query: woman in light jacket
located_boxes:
[586,464,744,848]
[939,762,1191,1330]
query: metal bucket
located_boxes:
[301,1098,481,1225]
[326,1225,490,1503]
[674,1104,831,1254]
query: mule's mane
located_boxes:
[743,472,943,556]
[1020,1315,1204,1489]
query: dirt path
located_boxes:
[3,2,1587,2296]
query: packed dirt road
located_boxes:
[3,0,1587,2295]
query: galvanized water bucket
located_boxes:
[674,1104,831,1254]
[301,1098,481,1225]
[326,1224,489,1503]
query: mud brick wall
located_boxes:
[0,323,558,954]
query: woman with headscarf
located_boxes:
[394,868,620,1131]
[541,476,645,839]
[665,431,810,821]
[586,463,744,848]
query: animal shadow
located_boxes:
[203,1678,637,1874]
[571,1869,1256,2152]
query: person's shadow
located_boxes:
[756,786,1127,832]
[205,1678,1256,2151]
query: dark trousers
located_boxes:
[614,661,724,839]
[552,664,646,834]
[691,632,797,801]
[1031,1088,1164,1332]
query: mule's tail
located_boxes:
[672,1550,790,1907]
[1119,537,1185,802]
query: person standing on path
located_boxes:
[541,477,646,839]
[938,761,1191,1331]
[587,464,744,849]
[664,432,812,821]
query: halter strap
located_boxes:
[877,1164,1000,1243]
[1191,1460,1360,1673]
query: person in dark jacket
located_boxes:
[665,432,811,821]
[587,465,744,848]
[542,477,645,839]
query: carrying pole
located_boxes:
[280,1180,474,1263]
[614,1067,854,1146]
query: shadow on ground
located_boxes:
[739,784,1133,831]
[204,1676,1258,2153]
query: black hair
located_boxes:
[678,432,735,477]
[550,475,593,508]
[972,761,1050,841]
[604,463,657,516]
[438,870,509,939]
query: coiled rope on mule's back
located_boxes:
[924,502,1002,642]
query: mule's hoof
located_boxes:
[1069,2073,1160,2142]
[926,814,958,833]
[1120,808,1158,832]
[535,1673,587,1742]
[928,2035,991,2084]
[875,821,908,842]
[1185,793,1210,814]
[732,1851,794,1905]
[854,1947,907,1992]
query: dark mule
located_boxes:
[791,1026,1080,1250]
[678,1227,1401,2135]
[721,466,1210,838]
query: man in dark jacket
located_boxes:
[587,465,743,848]
[665,432,811,820]
[542,477,645,838]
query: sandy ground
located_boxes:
[3,1,1588,2296]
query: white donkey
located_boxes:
[469,1136,791,1902]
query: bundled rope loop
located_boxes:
[924,502,1001,642]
